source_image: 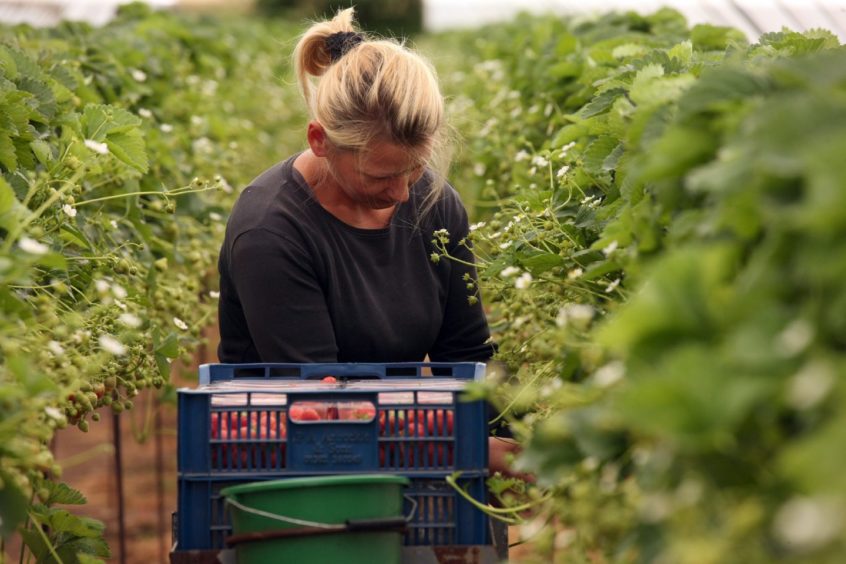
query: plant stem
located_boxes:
[2,168,86,254]
[73,184,217,207]
[490,360,552,426]
[27,512,65,564]
[444,473,522,524]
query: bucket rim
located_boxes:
[221,474,410,498]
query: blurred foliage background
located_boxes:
[254,0,423,35]
[2,1,845,562]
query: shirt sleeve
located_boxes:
[228,228,339,362]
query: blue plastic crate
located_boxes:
[175,474,489,550]
[176,362,491,550]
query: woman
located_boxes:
[216,5,521,515]
[217,8,493,366]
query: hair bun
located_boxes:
[326,31,364,63]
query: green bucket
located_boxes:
[221,474,411,564]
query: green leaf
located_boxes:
[18,77,57,121]
[60,223,95,252]
[0,175,23,216]
[583,135,620,175]
[638,125,716,182]
[80,104,148,173]
[581,259,621,282]
[82,104,142,139]
[548,60,582,79]
[521,252,564,275]
[36,251,68,271]
[0,287,29,316]
[19,527,49,560]
[55,536,111,563]
[46,509,105,538]
[612,43,648,59]
[630,72,695,108]
[155,331,179,358]
[5,47,43,83]
[690,24,748,51]
[155,353,172,380]
[596,245,735,357]
[48,63,79,94]
[616,345,775,448]
[678,67,769,119]
[0,130,16,171]
[76,553,107,564]
[44,482,87,506]
[7,354,56,395]
[30,139,53,166]
[577,88,626,119]
[779,409,846,494]
[13,136,36,170]
[603,142,624,171]
[0,45,19,81]
[106,130,148,173]
[667,40,693,65]
[0,471,28,538]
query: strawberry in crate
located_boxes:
[210,410,287,469]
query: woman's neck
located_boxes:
[294,150,395,229]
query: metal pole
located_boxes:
[112,411,127,564]
[155,393,167,561]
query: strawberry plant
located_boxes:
[429,11,846,563]
[1,3,307,560]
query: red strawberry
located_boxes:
[290,405,320,421]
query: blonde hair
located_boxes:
[293,8,452,213]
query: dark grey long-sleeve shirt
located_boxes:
[217,153,494,364]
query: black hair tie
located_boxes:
[326,31,364,62]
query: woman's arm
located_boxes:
[225,228,338,362]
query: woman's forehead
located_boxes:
[357,140,429,174]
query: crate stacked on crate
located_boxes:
[174,362,491,553]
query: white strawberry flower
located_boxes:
[111,284,127,299]
[99,334,126,356]
[531,155,548,168]
[19,237,48,255]
[84,139,109,154]
[95,279,110,294]
[592,361,625,387]
[605,278,621,293]
[559,141,576,158]
[119,313,142,328]
[602,240,619,256]
[500,266,520,278]
[515,272,533,290]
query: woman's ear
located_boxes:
[307,121,330,157]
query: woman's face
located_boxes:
[325,139,428,210]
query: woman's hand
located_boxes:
[488,436,535,482]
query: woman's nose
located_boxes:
[387,177,411,203]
